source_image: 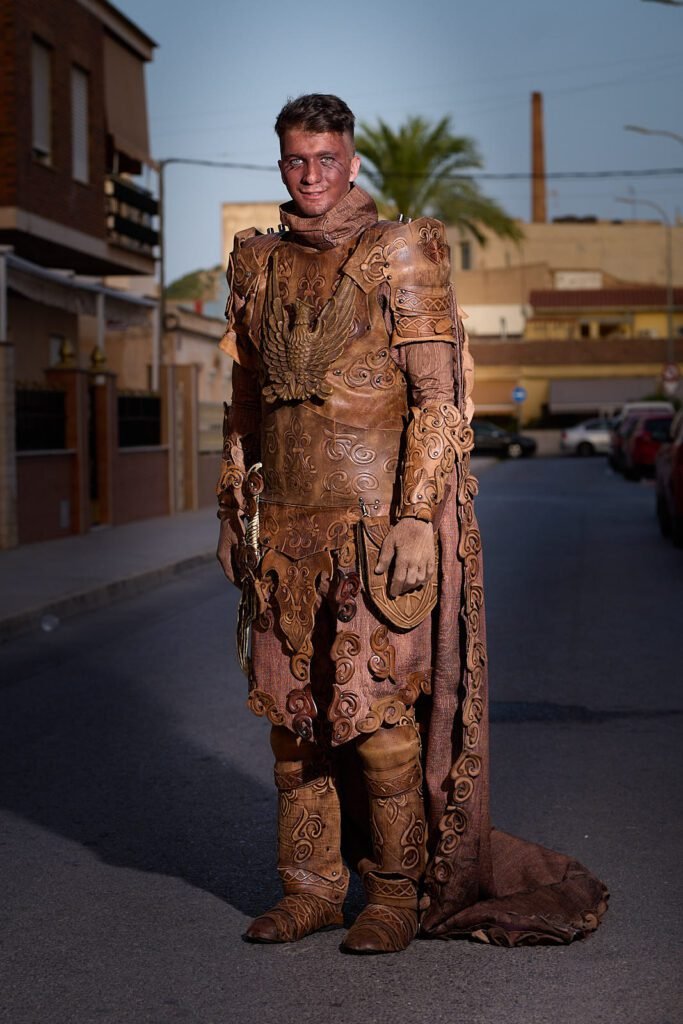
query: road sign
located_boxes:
[662,363,680,397]
[512,385,527,403]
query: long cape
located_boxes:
[341,319,608,946]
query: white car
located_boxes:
[561,418,613,456]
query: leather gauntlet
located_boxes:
[216,399,259,519]
[398,402,474,522]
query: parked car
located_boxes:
[609,400,675,473]
[608,413,639,473]
[655,410,683,547]
[612,400,674,428]
[471,419,536,459]
[560,417,613,456]
[622,411,674,480]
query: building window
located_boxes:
[71,66,89,183]
[49,334,65,367]
[31,38,52,163]
[460,241,472,271]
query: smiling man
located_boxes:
[278,126,360,218]
[216,94,607,954]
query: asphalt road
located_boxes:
[1,457,681,1024]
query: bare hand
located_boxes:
[375,518,435,597]
[216,513,244,587]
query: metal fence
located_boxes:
[117,392,161,448]
[15,386,66,451]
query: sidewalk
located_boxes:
[0,506,219,643]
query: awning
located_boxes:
[104,34,152,166]
[6,253,156,327]
[8,265,96,317]
[549,377,658,414]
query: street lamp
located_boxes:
[624,125,683,147]
[154,156,278,390]
[615,196,674,364]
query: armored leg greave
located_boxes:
[244,726,348,943]
[342,724,426,955]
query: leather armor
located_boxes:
[217,186,470,743]
[220,196,459,543]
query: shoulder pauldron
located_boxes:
[343,218,456,345]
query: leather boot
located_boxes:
[245,726,348,943]
[341,724,426,954]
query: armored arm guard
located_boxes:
[398,400,473,522]
[378,219,472,522]
[216,364,261,521]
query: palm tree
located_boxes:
[355,115,523,244]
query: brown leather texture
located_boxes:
[245,892,345,944]
[222,185,608,947]
[341,903,418,955]
[356,724,427,885]
[357,516,438,630]
[272,740,345,896]
[245,724,349,943]
[398,402,474,521]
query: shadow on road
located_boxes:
[0,660,279,917]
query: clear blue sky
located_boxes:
[116,0,683,284]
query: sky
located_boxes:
[115,0,683,284]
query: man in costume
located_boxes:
[217,94,607,954]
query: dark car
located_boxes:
[656,410,683,547]
[622,412,674,480]
[471,419,536,459]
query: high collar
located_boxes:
[279,184,378,251]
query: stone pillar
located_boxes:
[160,364,177,513]
[45,367,90,534]
[0,341,18,549]
[89,370,117,525]
[175,363,199,512]
[159,364,199,513]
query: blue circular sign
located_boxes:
[512,386,527,403]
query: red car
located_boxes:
[609,413,639,473]
[622,411,674,480]
[656,410,683,547]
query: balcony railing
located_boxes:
[105,175,159,258]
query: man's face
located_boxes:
[278,129,361,218]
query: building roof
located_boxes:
[530,287,683,310]
[469,336,683,367]
[82,0,158,54]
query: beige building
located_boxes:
[525,286,683,342]
[450,220,683,339]
[471,335,682,423]
[447,219,683,285]
[221,201,282,265]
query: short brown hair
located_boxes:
[274,94,355,141]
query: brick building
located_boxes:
[0,0,174,548]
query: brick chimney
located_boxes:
[531,91,547,223]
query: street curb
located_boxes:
[0,550,216,644]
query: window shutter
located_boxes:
[71,66,89,183]
[31,39,51,160]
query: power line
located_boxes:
[161,157,683,182]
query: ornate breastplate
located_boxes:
[257,239,408,518]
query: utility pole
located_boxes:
[154,156,277,393]
[616,196,674,364]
